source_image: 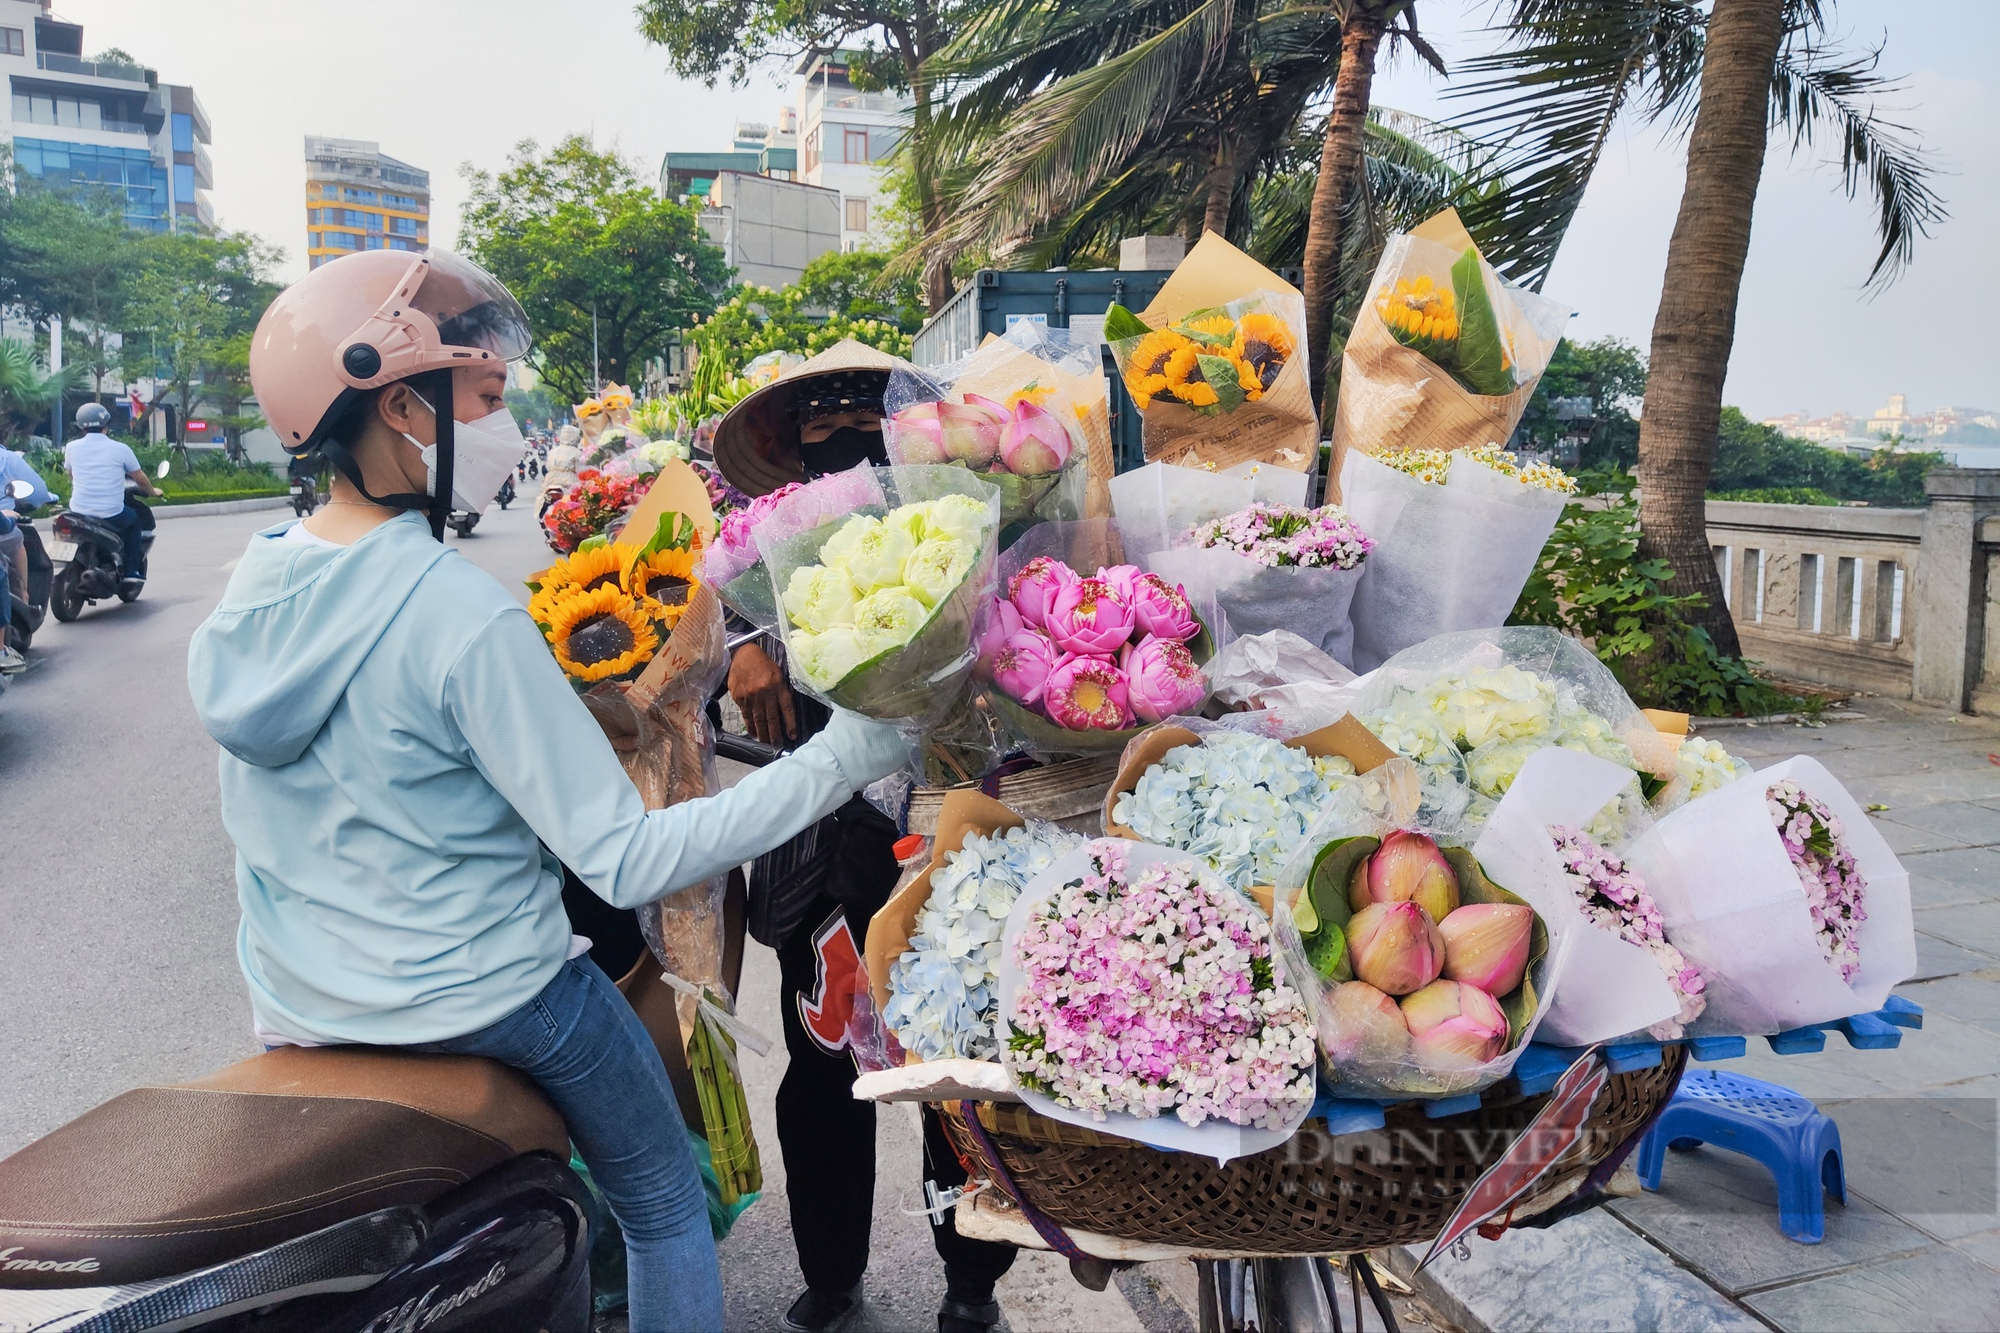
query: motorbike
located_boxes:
[291,472,321,516]
[46,460,166,622]
[5,478,51,654]
[447,508,481,539]
[496,476,515,511]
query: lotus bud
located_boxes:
[1098,564,1144,603]
[1046,577,1136,656]
[1438,903,1533,997]
[885,403,948,464]
[1007,556,1078,629]
[1322,981,1411,1066]
[973,597,1025,677]
[940,397,1004,467]
[998,398,1072,477]
[1401,979,1509,1068]
[1127,572,1201,642]
[1042,654,1133,731]
[989,629,1059,708]
[1350,830,1460,922]
[1346,901,1444,996]
[1125,635,1207,723]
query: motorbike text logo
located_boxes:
[0,1246,100,1274]
[362,1262,507,1333]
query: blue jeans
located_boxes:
[407,956,723,1332]
[100,505,146,578]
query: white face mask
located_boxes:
[403,396,527,512]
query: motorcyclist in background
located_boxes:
[62,402,159,592]
[187,250,910,1333]
[0,445,51,668]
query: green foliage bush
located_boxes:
[1710,486,1840,505]
[1712,409,1941,506]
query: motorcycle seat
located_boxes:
[0,1046,569,1289]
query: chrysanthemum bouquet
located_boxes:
[979,554,1208,748]
[541,468,647,554]
[1549,824,1706,1038]
[883,822,1087,1061]
[757,465,1001,726]
[1185,502,1373,570]
[1768,780,1868,982]
[1003,840,1317,1131]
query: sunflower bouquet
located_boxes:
[528,513,704,690]
[1111,302,1296,416]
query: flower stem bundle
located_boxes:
[686,994,762,1207]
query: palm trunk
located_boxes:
[1301,11,1385,414]
[909,3,954,314]
[1635,0,1787,660]
[1202,137,1235,235]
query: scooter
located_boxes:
[496,476,515,511]
[291,472,321,516]
[46,460,166,622]
[0,944,711,1332]
[4,479,51,653]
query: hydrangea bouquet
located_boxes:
[883,823,1087,1061]
[756,465,1002,725]
[1768,780,1868,981]
[1003,840,1317,1133]
[1549,824,1706,1038]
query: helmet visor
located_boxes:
[411,251,533,362]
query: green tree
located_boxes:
[636,0,976,310]
[1454,0,1945,656]
[795,248,925,331]
[690,283,914,382]
[1512,337,1649,472]
[124,231,280,456]
[459,136,730,404]
[1709,407,1941,506]
[0,339,84,444]
[0,181,143,404]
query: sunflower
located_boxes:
[632,546,701,624]
[548,585,660,683]
[1163,344,1220,408]
[1177,313,1238,347]
[1228,353,1266,402]
[1231,313,1295,394]
[528,544,639,626]
[1123,330,1191,410]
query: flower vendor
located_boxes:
[711,341,1020,1333]
[189,255,911,1333]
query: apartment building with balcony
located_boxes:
[304,135,429,270]
[0,0,212,232]
[796,51,906,250]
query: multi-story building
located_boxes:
[661,113,798,202]
[0,0,211,232]
[304,136,429,270]
[795,51,906,251]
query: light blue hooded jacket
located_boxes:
[188,512,904,1046]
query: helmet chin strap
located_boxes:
[318,371,456,541]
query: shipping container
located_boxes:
[913,268,1173,473]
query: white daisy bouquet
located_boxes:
[756,464,1002,727]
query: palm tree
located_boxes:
[1454,0,1944,654]
[0,338,83,444]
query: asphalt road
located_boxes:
[0,496,1157,1332]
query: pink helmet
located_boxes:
[250,250,532,454]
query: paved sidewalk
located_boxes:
[1407,698,2000,1332]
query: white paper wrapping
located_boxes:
[995,840,1314,1163]
[1341,451,1569,673]
[1472,748,1682,1046]
[1626,755,1916,1035]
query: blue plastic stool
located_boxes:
[1637,1069,1845,1243]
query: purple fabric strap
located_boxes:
[954,1099,1089,1260]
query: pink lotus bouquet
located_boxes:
[979,555,1207,742]
[1549,824,1707,1038]
[1767,780,1868,981]
[1004,840,1316,1130]
[885,388,1083,525]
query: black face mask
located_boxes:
[800,424,886,478]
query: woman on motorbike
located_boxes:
[187,251,908,1333]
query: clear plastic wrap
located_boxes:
[1625,755,1916,1035]
[980,518,1217,760]
[882,338,1089,529]
[754,463,1002,730]
[703,471,874,630]
[1340,450,1570,672]
[993,321,1117,517]
[1270,759,1568,1098]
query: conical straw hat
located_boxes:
[711,339,919,498]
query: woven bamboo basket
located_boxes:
[904,754,1121,838]
[941,1047,1685,1254]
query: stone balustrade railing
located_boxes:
[1703,469,2000,713]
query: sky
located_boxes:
[49,0,1998,422]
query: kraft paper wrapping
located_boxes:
[1134,233,1320,476]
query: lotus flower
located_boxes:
[990,629,1059,706]
[974,597,1024,670]
[940,395,1007,467]
[1099,564,1144,604]
[1045,577,1135,656]
[1350,830,1461,922]
[1346,901,1445,996]
[1322,980,1412,1065]
[1438,903,1533,997]
[1401,979,1509,1068]
[1126,635,1207,723]
[902,536,972,608]
[1008,556,1078,629]
[1127,572,1201,642]
[884,405,949,464]
[998,398,1072,477]
[1043,655,1133,730]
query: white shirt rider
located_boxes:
[63,431,149,518]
